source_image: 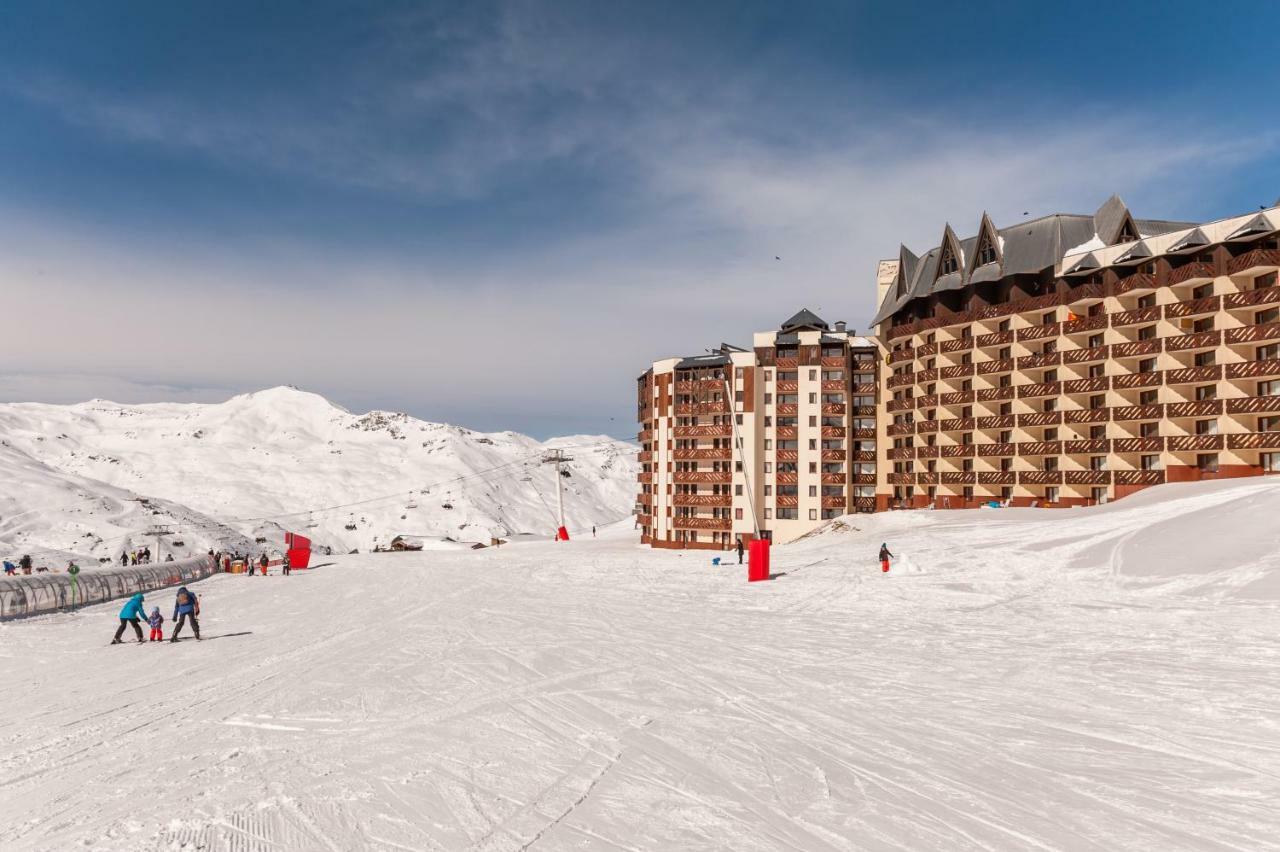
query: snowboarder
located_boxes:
[736,538,745,565]
[879,543,894,574]
[148,606,165,642]
[112,593,148,644]
[170,586,201,642]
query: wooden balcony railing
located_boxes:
[1017,323,1061,342]
[1165,365,1222,384]
[821,496,848,509]
[775,357,799,369]
[776,495,799,508]
[1017,411,1062,428]
[977,471,1016,485]
[1018,441,1062,456]
[1019,470,1063,485]
[975,442,1016,457]
[822,472,846,485]
[1224,323,1280,345]
[1165,330,1222,352]
[1063,377,1109,395]
[1063,345,1109,365]
[1227,248,1280,276]
[1226,431,1280,450]
[671,516,731,531]
[886,472,914,484]
[1167,434,1224,452]
[777,450,799,463]
[941,472,975,484]
[889,348,915,364]
[1065,439,1109,454]
[776,426,799,440]
[672,448,731,460]
[674,402,730,415]
[939,391,975,406]
[1017,381,1062,398]
[976,358,1014,375]
[852,428,877,440]
[975,330,1014,348]
[1111,307,1161,327]
[821,426,847,439]
[916,445,939,459]
[855,496,878,511]
[1164,295,1221,319]
[776,380,799,393]
[1165,400,1223,418]
[939,417,976,432]
[776,472,798,485]
[1111,372,1162,390]
[1017,352,1061,370]
[975,415,1015,430]
[976,386,1016,402]
[853,473,877,485]
[1065,470,1112,485]
[940,363,975,380]
[886,398,914,413]
[822,403,847,416]
[1226,395,1280,414]
[915,472,938,485]
[1167,261,1217,287]
[637,450,653,462]
[1223,287,1280,310]
[938,337,973,354]
[1112,405,1163,421]
[1115,470,1166,486]
[1065,280,1106,303]
[1111,339,1162,359]
[1225,359,1280,380]
[638,471,654,483]
[821,449,847,462]
[1062,313,1108,335]
[939,444,975,458]
[1113,272,1156,295]
[1113,437,1164,454]
[674,425,731,438]
[822,356,849,369]
[673,494,733,507]
[1063,407,1111,424]
[672,471,732,484]
[777,404,799,416]
[914,394,939,410]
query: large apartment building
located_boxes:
[636,311,879,549]
[874,195,1280,509]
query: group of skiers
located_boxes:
[110,585,202,644]
[120,547,154,566]
[210,550,291,576]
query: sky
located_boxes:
[2,1,1279,438]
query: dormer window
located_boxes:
[976,242,997,266]
[940,252,959,275]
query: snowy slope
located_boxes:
[0,387,637,557]
[1,478,1277,850]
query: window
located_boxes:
[1193,316,1214,333]
[764,370,773,382]
[1196,384,1217,401]
[1261,416,1280,433]
[809,462,817,473]
[1139,390,1158,406]
[1046,486,1059,503]
[1260,381,1280,397]
[1088,333,1104,349]
[764,439,772,450]
[808,485,817,497]
[1088,303,1105,318]
[1195,419,1218,435]
[1045,427,1058,440]
[764,485,772,496]
[735,508,743,520]
[764,508,772,520]
[1141,454,1161,471]
[998,319,1011,332]
[735,391,744,403]
[1138,294,1157,309]
[735,484,743,496]
[1000,403,1012,416]
[1044,457,1058,471]
[764,393,773,405]
[1090,395,1105,409]
[1001,457,1013,471]
[1089,364,1105,379]
[809,509,818,521]
[1197,453,1219,473]
[999,375,1012,388]
[1138,324,1157,341]
[1140,422,1159,438]
[808,393,817,404]
[1191,282,1213,300]
[999,430,1012,443]
[1091,425,1106,439]
[808,369,817,381]
[1194,351,1216,367]
[735,414,743,425]
[1043,398,1057,412]
[1138,358,1157,374]
[1256,272,1278,290]
[998,346,1012,360]
[1259,344,1280,361]
[1259,307,1280,325]
[1090,456,1106,470]
[764,462,772,473]
[962,458,973,472]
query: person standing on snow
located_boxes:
[260,553,269,576]
[120,551,129,567]
[736,538,745,565]
[148,606,165,642]
[282,553,291,576]
[879,543,894,574]
[112,592,148,644]
[170,586,201,642]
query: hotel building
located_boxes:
[636,311,879,549]
[874,195,1280,509]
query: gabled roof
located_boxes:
[1064,252,1101,275]
[780,308,829,332]
[1167,228,1210,253]
[1114,240,1153,265]
[967,212,1003,275]
[1094,194,1139,245]
[1225,212,1279,241]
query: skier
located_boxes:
[260,553,269,576]
[19,554,32,574]
[282,552,291,576]
[2,560,14,576]
[147,606,165,642]
[120,551,128,567]
[592,525,597,538]
[879,543,894,574]
[112,592,148,644]
[247,556,255,576]
[170,586,201,642]
[736,538,745,565]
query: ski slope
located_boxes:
[2,478,1279,851]
[0,387,637,560]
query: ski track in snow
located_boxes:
[2,479,1280,851]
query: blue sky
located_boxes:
[2,1,1279,437]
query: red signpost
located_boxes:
[284,531,312,569]
[747,538,771,582]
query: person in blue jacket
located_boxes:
[170,586,201,642]
[111,592,148,644]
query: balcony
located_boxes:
[1112,405,1163,422]
[1017,381,1062,398]
[776,495,799,508]
[638,471,654,483]
[1111,307,1161,327]
[822,449,847,462]
[1064,280,1106,304]
[855,496,878,511]
[1065,470,1112,485]
[939,417,976,432]
[1111,372,1162,390]
[674,402,730,416]
[886,398,914,413]
[1223,287,1280,310]
[1165,400,1223,418]
[976,386,1016,402]
[1113,272,1156,295]
[853,473,877,485]
[977,471,1016,485]
[1063,407,1110,424]
[674,378,725,393]
[822,403,848,416]
[1018,441,1062,456]
[1065,439,1108,454]
[887,472,914,484]
[940,444,975,458]
[1225,323,1280,345]
[674,425,731,438]
[914,368,939,384]
[822,356,849,369]
[673,494,733,507]
[776,426,798,440]
[940,363,975,380]
[975,330,1014,348]
[1111,339,1162,359]
[976,358,1014,375]
[1227,248,1280,276]
[1017,352,1061,370]
[1017,411,1062,428]
[776,380,799,393]
[821,495,847,509]
[916,445,939,459]
[1062,313,1108,335]
[1017,323,1061,342]
[1226,431,1280,450]
[976,442,1016,457]
[1019,470,1063,485]
[852,428,877,440]
[1226,395,1280,414]
[915,472,938,485]
[637,429,654,442]
[886,422,914,437]
[777,404,799,416]
[821,426,847,439]
[851,382,877,396]
[939,391,975,406]
[1164,295,1221,319]
[941,337,974,353]
[852,450,877,462]
[1225,359,1280,380]
[1113,437,1164,454]
[636,514,652,527]
[1166,330,1222,352]
[672,516,731,531]
[672,471,732,484]
[637,450,653,462]
[1115,470,1166,486]
[887,447,914,460]
[1165,365,1222,384]
[941,472,975,485]
[1167,434,1224,452]
[1063,346,1109,365]
[975,414,1015,430]
[1167,261,1217,287]
[672,448,731,460]
[777,450,799,463]
[775,357,799,369]
[914,394,939,409]
[1063,377,1108,395]
[821,380,846,392]
[776,472,798,485]
[915,419,938,433]
[822,472,846,485]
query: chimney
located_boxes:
[834,321,847,333]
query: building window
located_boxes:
[1194,351,1216,367]
[1091,425,1106,439]
[1195,384,1217,401]
[1138,358,1157,374]
[1256,272,1278,290]
[1089,364,1105,378]
[1260,416,1280,433]
[1263,452,1280,472]
[1138,324,1157,341]
[764,508,772,520]
[1259,344,1280,361]
[764,439,772,450]
[809,509,818,521]
[1088,333,1104,348]
[764,393,773,405]
[1139,390,1158,406]
[1193,316,1214,333]
[1260,381,1280,397]
[1138,294,1157,309]
[735,414,743,425]
[735,508,743,520]
[1140,422,1159,438]
[763,462,771,473]
[1046,487,1059,503]
[735,484,743,496]
[1090,456,1106,470]
[1141,454,1161,471]
[764,485,772,496]
[1192,282,1214,300]
[1197,453,1219,473]
[1044,457,1058,472]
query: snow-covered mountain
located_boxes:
[0,387,637,561]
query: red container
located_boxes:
[748,538,771,582]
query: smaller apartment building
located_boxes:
[637,311,879,549]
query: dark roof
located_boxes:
[675,353,731,369]
[1225,212,1278,241]
[871,195,1196,326]
[1168,228,1210,253]
[1114,240,1153,264]
[780,308,829,331]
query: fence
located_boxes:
[0,555,220,620]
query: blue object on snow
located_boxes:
[712,557,721,566]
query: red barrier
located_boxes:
[556,526,570,541]
[285,532,313,569]
[748,538,771,582]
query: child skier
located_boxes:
[879,543,894,573]
[148,606,165,642]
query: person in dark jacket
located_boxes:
[112,593,147,644]
[120,552,129,567]
[170,586,201,641]
[282,553,291,576]
[736,538,745,565]
[879,543,893,574]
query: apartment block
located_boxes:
[636,311,879,549]
[873,195,1280,508]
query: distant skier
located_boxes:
[260,553,269,576]
[736,538,745,565]
[19,554,32,574]
[120,552,128,567]
[170,586,201,642]
[148,606,165,642]
[592,525,597,538]
[112,592,148,644]
[282,553,291,576]
[879,543,894,574]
